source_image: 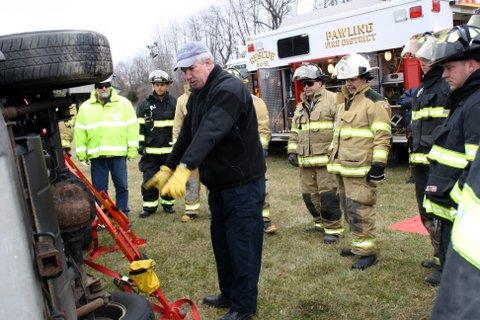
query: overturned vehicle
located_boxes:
[0,30,154,319]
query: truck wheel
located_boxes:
[0,30,112,93]
[93,292,155,320]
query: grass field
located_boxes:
[90,150,438,320]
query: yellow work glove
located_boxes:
[144,165,173,190]
[161,164,191,199]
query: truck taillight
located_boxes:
[432,0,440,12]
[247,43,254,53]
[409,6,423,19]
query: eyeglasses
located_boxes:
[95,83,111,89]
[301,81,315,87]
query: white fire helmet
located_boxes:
[333,54,377,80]
[148,69,172,84]
[292,63,326,81]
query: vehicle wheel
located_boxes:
[93,292,154,320]
[0,30,112,93]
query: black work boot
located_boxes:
[352,254,378,270]
[139,210,155,219]
[218,310,255,320]
[424,269,442,286]
[323,234,340,244]
[202,294,231,309]
[162,205,175,214]
[340,248,356,257]
[421,259,440,269]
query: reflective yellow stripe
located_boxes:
[324,228,345,235]
[423,197,457,221]
[138,117,145,124]
[87,146,127,154]
[260,136,269,149]
[452,184,480,269]
[409,152,429,165]
[373,149,388,161]
[412,107,449,121]
[298,155,329,167]
[427,145,468,169]
[143,200,158,208]
[145,147,172,154]
[333,129,340,137]
[352,239,375,249]
[76,119,137,130]
[154,120,174,127]
[299,121,334,131]
[327,163,370,176]
[139,134,145,142]
[287,142,298,152]
[339,127,374,138]
[160,197,175,205]
[371,121,391,133]
[128,140,139,147]
[262,209,270,218]
[465,144,478,161]
[450,181,462,204]
[185,203,200,211]
[291,128,299,133]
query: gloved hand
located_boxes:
[263,149,268,158]
[161,164,191,199]
[80,160,90,167]
[367,163,385,182]
[288,153,299,167]
[144,165,173,190]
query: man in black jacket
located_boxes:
[145,42,265,320]
[402,33,451,285]
[423,25,480,287]
[137,70,177,218]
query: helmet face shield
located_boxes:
[432,25,480,65]
[292,63,326,81]
[415,36,439,62]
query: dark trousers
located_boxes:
[413,165,440,260]
[431,245,480,319]
[90,156,129,214]
[208,176,265,315]
[139,155,174,212]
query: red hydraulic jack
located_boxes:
[64,155,201,319]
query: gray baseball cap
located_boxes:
[174,41,209,71]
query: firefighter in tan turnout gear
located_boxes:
[329,54,391,270]
[172,84,203,222]
[287,63,343,244]
[225,67,278,234]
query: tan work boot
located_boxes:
[181,212,198,222]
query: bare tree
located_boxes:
[255,0,298,30]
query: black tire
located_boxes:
[0,30,113,93]
[93,292,155,320]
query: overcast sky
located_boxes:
[1,0,313,64]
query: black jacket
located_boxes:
[166,65,265,190]
[410,67,451,161]
[426,69,480,211]
[136,92,176,153]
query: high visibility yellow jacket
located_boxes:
[74,88,139,161]
[328,84,391,176]
[287,86,337,167]
[252,94,271,149]
[172,91,190,143]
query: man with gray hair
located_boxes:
[145,42,265,320]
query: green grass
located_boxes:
[87,151,437,320]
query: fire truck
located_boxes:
[239,0,478,152]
